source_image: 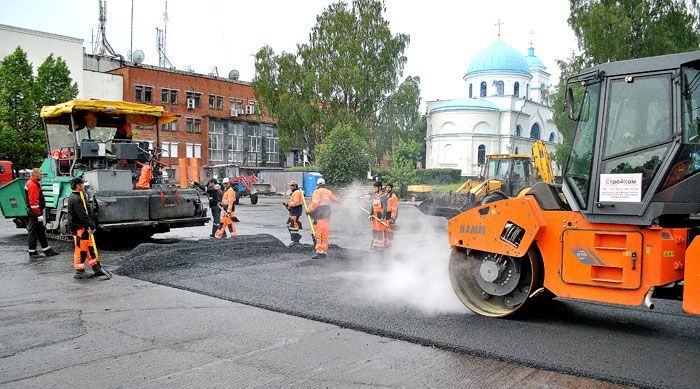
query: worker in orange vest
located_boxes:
[284,180,304,245]
[135,164,152,189]
[215,177,237,239]
[307,178,340,258]
[369,181,387,250]
[384,183,399,248]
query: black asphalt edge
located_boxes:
[119,272,658,389]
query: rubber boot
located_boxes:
[28,250,41,260]
[74,269,92,279]
[311,252,326,259]
[43,247,59,257]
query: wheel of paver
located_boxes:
[250,193,258,204]
[448,247,543,318]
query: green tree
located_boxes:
[253,0,409,157]
[316,123,372,184]
[375,76,422,160]
[0,47,44,170]
[35,54,79,107]
[384,139,421,197]
[551,0,700,168]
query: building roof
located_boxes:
[0,24,83,44]
[466,40,530,77]
[429,98,500,113]
[525,47,546,70]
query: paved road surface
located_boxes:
[115,194,700,388]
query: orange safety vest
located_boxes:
[135,165,152,189]
[309,187,339,219]
[386,192,398,221]
[221,187,236,213]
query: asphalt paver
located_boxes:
[115,196,700,389]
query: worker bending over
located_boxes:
[67,177,108,279]
[307,178,340,258]
[215,177,237,239]
[135,163,152,189]
[284,180,304,245]
[194,179,223,237]
[384,183,399,248]
[24,168,59,258]
[369,181,387,250]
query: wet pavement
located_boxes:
[0,191,692,387]
[0,211,617,388]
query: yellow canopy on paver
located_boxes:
[40,99,178,125]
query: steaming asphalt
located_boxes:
[118,195,699,388]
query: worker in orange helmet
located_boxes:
[306,178,340,258]
[284,180,304,246]
[215,177,237,239]
[384,182,399,248]
[369,180,387,250]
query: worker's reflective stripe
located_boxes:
[30,205,40,209]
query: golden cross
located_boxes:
[495,19,504,38]
[529,30,535,46]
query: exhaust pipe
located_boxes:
[644,287,655,310]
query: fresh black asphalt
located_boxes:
[116,233,700,388]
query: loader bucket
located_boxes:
[416,191,477,219]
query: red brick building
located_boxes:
[109,64,280,179]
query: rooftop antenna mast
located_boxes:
[94,0,118,57]
[156,0,174,68]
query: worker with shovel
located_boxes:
[215,177,237,239]
[283,181,304,246]
[67,177,110,280]
[306,178,340,258]
[384,183,399,248]
[369,181,387,250]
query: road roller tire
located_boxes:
[449,247,544,318]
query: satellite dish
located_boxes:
[132,50,145,65]
[228,69,240,80]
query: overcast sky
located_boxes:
[0,0,579,105]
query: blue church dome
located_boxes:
[429,98,500,113]
[525,47,546,70]
[466,40,530,77]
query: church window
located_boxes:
[549,132,557,142]
[514,82,520,97]
[478,144,486,165]
[469,84,473,98]
[516,124,522,137]
[515,146,519,154]
[530,123,541,140]
[480,82,487,97]
[526,83,530,99]
[496,81,504,96]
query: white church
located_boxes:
[425,37,562,177]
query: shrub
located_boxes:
[316,123,372,184]
[414,168,463,185]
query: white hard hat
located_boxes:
[222,177,230,184]
[317,178,325,185]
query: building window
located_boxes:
[171,120,177,132]
[496,81,504,96]
[186,143,202,159]
[468,84,473,98]
[161,142,178,158]
[480,82,487,97]
[516,124,522,137]
[514,82,520,97]
[248,125,262,164]
[549,132,556,142]
[186,118,193,132]
[530,123,541,140]
[135,85,143,102]
[264,125,279,163]
[228,122,245,163]
[171,90,178,105]
[144,87,153,103]
[194,118,201,133]
[208,94,216,109]
[526,83,530,99]
[208,120,224,161]
[161,123,168,132]
[216,96,223,110]
[515,146,519,154]
[162,88,169,104]
[187,91,202,107]
[478,144,486,165]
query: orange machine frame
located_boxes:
[448,196,699,314]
